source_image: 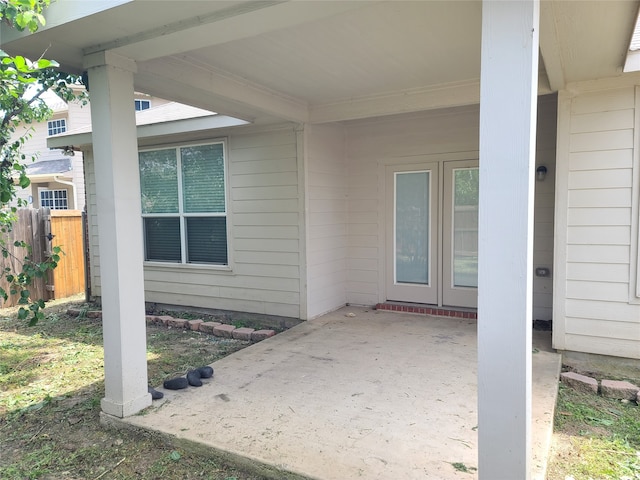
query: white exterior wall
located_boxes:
[86,126,303,318]
[533,97,557,320]
[344,101,556,315]
[305,124,347,318]
[344,107,479,306]
[554,83,640,359]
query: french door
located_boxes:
[385,163,439,304]
[386,160,478,308]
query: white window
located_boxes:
[139,142,228,265]
[39,189,68,210]
[135,99,151,111]
[47,118,66,136]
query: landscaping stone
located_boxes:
[188,319,204,331]
[252,329,276,342]
[66,309,281,344]
[168,318,189,329]
[560,371,598,394]
[213,324,236,338]
[199,322,222,334]
[232,327,255,340]
[600,379,640,401]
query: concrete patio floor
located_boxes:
[113,306,561,479]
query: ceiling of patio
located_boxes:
[2,0,637,124]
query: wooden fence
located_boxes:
[0,208,86,308]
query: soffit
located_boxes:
[178,1,482,104]
[1,0,637,123]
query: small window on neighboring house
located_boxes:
[47,118,66,136]
[135,99,151,111]
[139,142,228,265]
[39,189,68,210]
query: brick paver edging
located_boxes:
[66,309,276,343]
[560,371,640,404]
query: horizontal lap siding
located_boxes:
[305,124,347,318]
[345,107,480,306]
[344,101,555,316]
[146,128,300,317]
[88,128,302,319]
[85,151,101,293]
[557,86,640,358]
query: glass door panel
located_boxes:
[386,163,438,304]
[443,161,478,308]
[395,172,430,285]
[452,168,479,288]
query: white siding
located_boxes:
[10,97,91,211]
[554,85,640,359]
[345,108,479,306]
[344,100,556,317]
[305,124,347,318]
[86,127,303,318]
[533,98,558,320]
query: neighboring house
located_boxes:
[11,89,172,211]
[5,1,640,476]
[11,85,87,211]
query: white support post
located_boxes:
[84,51,151,418]
[477,1,539,479]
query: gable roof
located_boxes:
[47,101,248,150]
[26,158,72,177]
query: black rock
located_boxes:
[163,377,188,390]
[197,366,214,379]
[148,386,164,400]
[187,370,203,387]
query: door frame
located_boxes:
[384,162,440,304]
[381,155,479,308]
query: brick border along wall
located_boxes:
[66,309,276,343]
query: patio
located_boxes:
[112,307,561,479]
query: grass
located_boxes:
[0,296,267,480]
[547,383,640,480]
[6,296,639,479]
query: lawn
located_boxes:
[547,380,640,479]
[2,295,639,479]
[0,295,266,480]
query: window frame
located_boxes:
[139,139,232,269]
[47,118,67,136]
[135,99,151,111]
[38,187,69,210]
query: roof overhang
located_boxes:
[47,112,249,150]
[4,1,639,124]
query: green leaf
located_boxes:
[18,174,30,188]
[17,307,28,320]
[12,55,27,71]
[169,451,181,461]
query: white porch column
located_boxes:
[84,51,151,418]
[477,1,539,479]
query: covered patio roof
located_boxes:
[2,1,637,124]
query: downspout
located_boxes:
[53,175,78,210]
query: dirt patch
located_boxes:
[0,297,268,479]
